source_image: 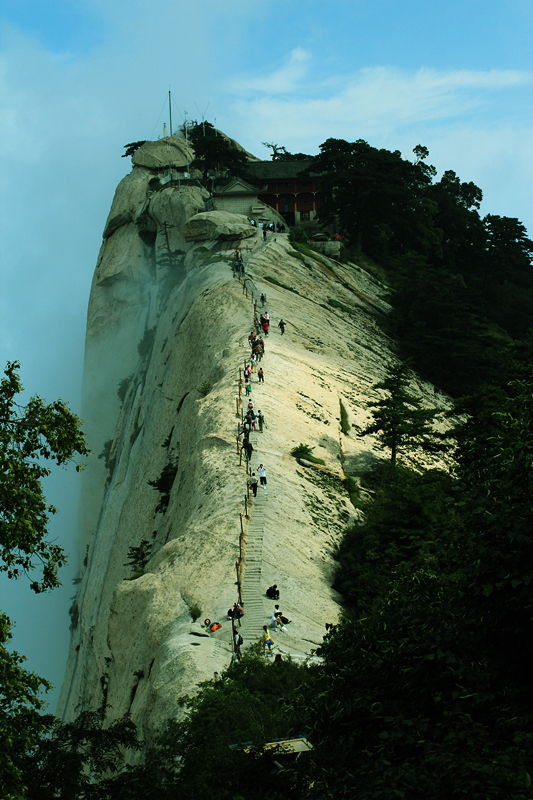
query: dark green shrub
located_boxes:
[98,439,116,473]
[123,540,153,576]
[288,226,309,243]
[290,443,326,465]
[137,327,156,358]
[117,375,134,404]
[342,473,360,507]
[291,241,323,260]
[68,600,79,630]
[289,248,306,263]
[148,460,179,513]
[198,382,212,397]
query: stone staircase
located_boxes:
[239,431,269,646]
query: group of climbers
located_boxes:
[202,248,292,662]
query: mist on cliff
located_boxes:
[1,0,532,713]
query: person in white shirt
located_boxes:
[270,612,287,632]
[274,604,291,625]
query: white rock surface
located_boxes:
[132,136,194,170]
[184,210,256,241]
[58,157,451,748]
[102,167,153,239]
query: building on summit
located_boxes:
[245,160,325,228]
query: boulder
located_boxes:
[183,211,256,242]
[132,137,194,170]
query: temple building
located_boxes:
[245,161,325,228]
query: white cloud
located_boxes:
[227,46,312,94]
[230,65,533,144]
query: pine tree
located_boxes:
[360,361,451,465]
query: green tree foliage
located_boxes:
[123,539,152,573]
[359,361,451,465]
[137,327,156,359]
[306,565,533,799]
[309,138,437,256]
[288,226,309,243]
[310,137,533,397]
[390,253,500,396]
[482,215,533,337]
[0,361,89,591]
[122,141,146,158]
[262,142,313,161]
[15,710,141,800]
[0,614,51,800]
[339,400,351,434]
[286,345,533,798]
[334,463,454,612]
[148,460,179,513]
[290,443,326,465]
[0,361,89,799]
[189,122,249,181]
[451,337,533,697]
[121,649,313,799]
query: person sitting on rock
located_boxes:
[274,604,291,625]
[266,585,279,600]
[270,612,284,631]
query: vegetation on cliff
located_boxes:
[310,138,533,397]
[3,128,533,797]
[188,121,249,182]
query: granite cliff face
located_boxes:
[57,139,446,743]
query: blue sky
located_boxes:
[1,0,532,712]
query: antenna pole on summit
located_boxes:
[169,91,172,136]
[184,110,190,172]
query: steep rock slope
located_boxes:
[58,149,445,743]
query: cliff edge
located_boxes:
[57,141,443,744]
